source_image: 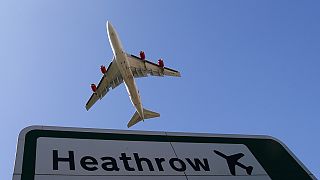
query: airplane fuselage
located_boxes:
[107,22,144,119]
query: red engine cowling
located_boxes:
[139,51,146,60]
[91,84,97,92]
[100,65,107,74]
[158,59,164,68]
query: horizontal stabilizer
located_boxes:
[246,166,253,175]
[143,108,160,119]
[127,108,160,128]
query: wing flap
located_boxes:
[111,75,123,89]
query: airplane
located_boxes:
[213,150,253,176]
[85,22,181,128]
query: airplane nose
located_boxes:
[106,21,110,30]
[107,21,113,31]
[106,21,116,37]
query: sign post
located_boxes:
[13,126,316,180]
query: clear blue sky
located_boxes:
[1,0,319,179]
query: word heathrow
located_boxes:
[53,150,210,172]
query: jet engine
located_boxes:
[139,51,145,60]
[91,84,97,92]
[100,65,107,74]
[158,59,164,68]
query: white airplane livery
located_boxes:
[86,22,181,128]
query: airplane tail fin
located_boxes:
[246,166,253,175]
[127,108,160,128]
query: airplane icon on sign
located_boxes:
[214,150,253,176]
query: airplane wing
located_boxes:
[85,59,123,110]
[127,54,181,78]
[227,153,244,176]
[229,153,244,161]
[227,162,236,176]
